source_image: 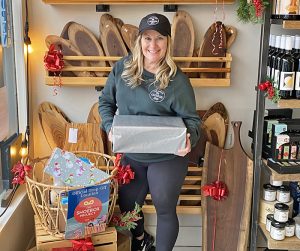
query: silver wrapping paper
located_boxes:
[112,115,187,154]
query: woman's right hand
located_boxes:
[108,130,113,142]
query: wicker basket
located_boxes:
[25,151,118,239]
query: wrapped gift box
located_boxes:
[112,115,186,154]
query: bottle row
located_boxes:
[267,34,300,99]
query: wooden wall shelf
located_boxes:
[45,54,232,88]
[43,0,235,4]
[271,19,300,29]
[276,99,300,108]
[263,159,300,181]
[259,223,300,250]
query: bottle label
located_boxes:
[295,72,300,90]
[279,71,295,90]
[267,66,271,78]
[274,69,280,88]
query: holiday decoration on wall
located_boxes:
[237,0,269,24]
[258,79,281,103]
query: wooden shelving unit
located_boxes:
[42,0,235,4]
[45,54,232,88]
[259,223,300,250]
[271,19,300,29]
[276,99,300,108]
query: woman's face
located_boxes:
[141,30,168,67]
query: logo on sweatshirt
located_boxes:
[149,89,165,102]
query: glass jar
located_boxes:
[274,203,289,222]
[285,218,295,237]
[270,177,283,187]
[270,220,286,240]
[266,214,274,232]
[263,183,277,202]
[277,185,291,203]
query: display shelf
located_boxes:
[45,54,232,88]
[277,99,300,108]
[259,223,300,250]
[262,159,300,181]
[271,19,300,29]
[42,0,235,4]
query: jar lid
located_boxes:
[263,183,276,191]
[275,202,289,211]
[286,218,295,226]
[277,185,290,192]
[271,220,286,229]
[267,214,274,221]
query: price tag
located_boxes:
[68,128,78,143]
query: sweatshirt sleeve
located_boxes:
[171,74,201,148]
[98,65,118,133]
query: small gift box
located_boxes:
[112,115,186,154]
[72,237,95,251]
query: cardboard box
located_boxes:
[112,115,186,154]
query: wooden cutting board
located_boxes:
[68,22,106,77]
[87,102,112,156]
[100,18,128,66]
[121,24,138,52]
[225,25,237,50]
[198,22,227,78]
[45,35,95,77]
[171,10,195,68]
[60,21,75,39]
[202,122,253,251]
[38,102,71,149]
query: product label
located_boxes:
[267,66,271,78]
[274,69,280,88]
[279,71,295,90]
[295,71,300,90]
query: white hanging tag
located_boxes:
[68,128,78,143]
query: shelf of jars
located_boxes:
[271,19,300,29]
[259,223,300,250]
[45,54,232,88]
[42,0,235,4]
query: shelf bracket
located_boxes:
[163,5,178,12]
[96,4,110,12]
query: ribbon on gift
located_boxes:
[71,237,94,251]
[202,180,228,201]
[44,44,64,72]
[114,153,135,185]
[11,161,32,185]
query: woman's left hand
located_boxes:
[177,133,191,157]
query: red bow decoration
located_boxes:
[258,80,280,103]
[11,161,32,185]
[258,80,272,91]
[71,237,94,251]
[202,180,228,201]
[114,153,135,185]
[44,44,64,72]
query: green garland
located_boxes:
[237,0,269,24]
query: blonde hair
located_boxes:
[121,35,177,89]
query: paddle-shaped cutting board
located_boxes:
[171,10,195,68]
[198,22,226,78]
[100,18,128,66]
[202,122,253,251]
[68,22,106,77]
[121,24,138,52]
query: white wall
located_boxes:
[29,1,261,158]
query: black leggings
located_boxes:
[118,155,188,251]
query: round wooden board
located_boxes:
[171,10,195,68]
[68,22,106,77]
[100,19,128,67]
[45,35,94,77]
[60,21,75,39]
[121,24,138,52]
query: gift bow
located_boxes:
[44,43,64,72]
[116,165,135,185]
[71,237,94,251]
[202,180,228,201]
[11,161,32,185]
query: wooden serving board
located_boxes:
[202,122,253,251]
[38,102,71,149]
[100,18,128,66]
[225,25,237,50]
[68,22,106,77]
[45,35,94,77]
[198,22,226,78]
[60,21,75,39]
[171,10,195,68]
[121,24,138,52]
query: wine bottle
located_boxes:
[273,35,286,88]
[268,35,281,79]
[279,36,295,99]
[294,36,300,99]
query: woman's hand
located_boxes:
[108,130,113,142]
[177,133,191,157]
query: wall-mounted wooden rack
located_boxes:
[45,54,232,88]
[43,0,235,4]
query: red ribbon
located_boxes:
[11,161,32,185]
[44,44,64,72]
[114,154,135,185]
[258,80,271,91]
[202,180,228,201]
[71,237,94,251]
